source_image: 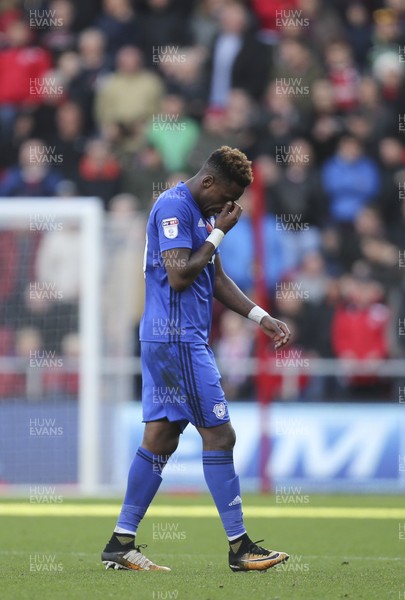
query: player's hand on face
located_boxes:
[260,316,291,349]
[215,201,242,234]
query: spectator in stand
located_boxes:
[388,0,405,37]
[373,57,405,122]
[55,50,81,89]
[344,3,373,71]
[137,0,193,69]
[253,153,282,203]
[221,89,257,154]
[214,310,254,400]
[266,139,324,271]
[324,40,359,114]
[17,285,78,354]
[29,50,82,144]
[207,1,270,108]
[95,46,164,137]
[187,90,255,173]
[370,10,405,117]
[0,232,19,325]
[348,76,395,148]
[68,28,110,133]
[42,332,80,398]
[103,194,146,357]
[288,250,329,305]
[0,2,22,43]
[272,38,323,113]
[6,327,43,399]
[35,223,81,304]
[377,137,405,244]
[0,112,35,172]
[0,138,63,198]
[95,0,140,66]
[77,138,121,208]
[334,205,385,273]
[273,263,335,399]
[268,138,326,228]
[190,0,223,47]
[120,145,169,211]
[369,8,404,74]
[0,19,52,138]
[322,135,380,224]
[251,0,297,40]
[157,47,206,119]
[292,0,345,56]
[397,284,405,357]
[255,80,300,156]
[187,110,235,173]
[331,275,390,397]
[40,0,77,56]
[348,206,400,290]
[146,94,200,172]
[262,293,311,401]
[305,78,343,163]
[70,0,100,31]
[47,101,86,183]
[300,277,339,360]
[300,276,340,399]
[220,189,289,292]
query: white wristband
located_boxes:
[247,305,269,324]
[206,228,224,250]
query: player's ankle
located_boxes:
[105,532,135,552]
[229,533,250,554]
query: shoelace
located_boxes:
[134,543,148,552]
[124,544,153,569]
[248,539,269,556]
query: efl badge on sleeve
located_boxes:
[162,217,179,239]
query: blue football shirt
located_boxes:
[140,182,219,344]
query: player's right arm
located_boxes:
[162,202,241,292]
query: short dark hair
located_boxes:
[205,146,253,188]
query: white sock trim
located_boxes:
[114,526,136,535]
[227,531,247,542]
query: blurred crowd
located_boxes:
[0,0,404,401]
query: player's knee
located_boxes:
[221,426,236,450]
[164,436,180,456]
[142,421,181,456]
[201,424,236,451]
[142,436,179,456]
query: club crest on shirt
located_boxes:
[213,402,227,419]
[162,217,179,239]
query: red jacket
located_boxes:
[251,0,298,31]
[0,46,52,105]
[332,303,389,360]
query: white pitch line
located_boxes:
[1,504,405,519]
[0,551,403,562]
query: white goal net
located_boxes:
[0,199,103,495]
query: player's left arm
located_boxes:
[213,254,291,349]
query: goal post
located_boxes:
[0,198,103,495]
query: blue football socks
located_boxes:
[115,447,166,535]
[202,450,246,540]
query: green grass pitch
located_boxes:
[1,494,404,600]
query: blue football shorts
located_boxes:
[141,341,229,431]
